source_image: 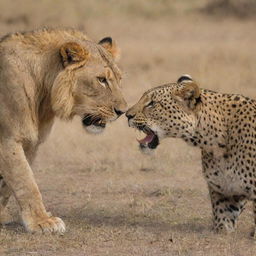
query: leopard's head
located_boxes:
[126,75,201,152]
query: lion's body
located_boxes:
[126,76,256,236]
[0,28,127,233]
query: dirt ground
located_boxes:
[1,0,256,255]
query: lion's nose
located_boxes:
[114,108,125,117]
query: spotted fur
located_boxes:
[126,76,256,236]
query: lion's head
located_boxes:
[51,37,127,134]
[126,75,201,152]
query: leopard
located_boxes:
[126,74,256,237]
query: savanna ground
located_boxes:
[1,0,256,255]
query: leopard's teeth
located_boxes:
[135,129,145,141]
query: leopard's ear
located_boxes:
[174,81,201,110]
[60,42,90,68]
[98,37,120,61]
[177,74,193,83]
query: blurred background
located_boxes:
[1,1,256,255]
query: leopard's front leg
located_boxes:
[209,187,246,233]
[251,200,256,239]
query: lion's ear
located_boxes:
[174,81,201,110]
[60,42,89,68]
[98,37,120,61]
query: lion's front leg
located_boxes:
[0,140,65,234]
[0,177,12,224]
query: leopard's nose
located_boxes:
[125,112,135,121]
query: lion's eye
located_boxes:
[97,77,108,88]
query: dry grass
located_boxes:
[1,0,256,255]
[202,0,256,18]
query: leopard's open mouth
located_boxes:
[136,125,159,150]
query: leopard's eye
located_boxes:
[97,77,108,88]
[146,101,155,107]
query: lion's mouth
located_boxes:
[136,125,159,150]
[82,114,106,134]
[82,115,106,128]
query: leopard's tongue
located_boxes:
[137,133,155,144]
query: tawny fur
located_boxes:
[0,28,127,233]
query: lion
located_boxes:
[0,28,127,234]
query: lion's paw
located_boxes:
[25,216,66,234]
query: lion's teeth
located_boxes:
[135,129,145,140]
